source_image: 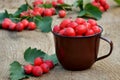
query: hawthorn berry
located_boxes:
[2,18,12,29]
[34,57,43,66]
[67,21,78,29]
[64,27,76,36]
[59,10,66,18]
[32,66,43,77]
[16,22,24,32]
[60,19,71,29]
[92,26,101,33]
[87,19,97,26]
[9,22,16,31]
[21,19,29,29]
[40,63,50,73]
[52,0,58,7]
[57,0,64,4]
[75,18,86,25]
[44,9,53,17]
[24,64,33,74]
[75,25,87,35]
[27,22,36,30]
[53,25,60,33]
[86,29,95,36]
[59,29,65,35]
[44,60,54,69]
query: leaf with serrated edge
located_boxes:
[85,3,102,20]
[10,61,28,80]
[0,10,9,23]
[24,47,46,64]
[44,54,58,65]
[35,17,52,32]
[24,47,58,65]
[14,4,28,17]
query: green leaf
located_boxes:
[56,3,72,12]
[10,61,28,80]
[0,10,9,23]
[85,3,102,20]
[73,0,83,10]
[24,47,58,65]
[114,0,120,5]
[83,0,90,8]
[44,54,58,65]
[35,17,52,32]
[40,4,53,8]
[14,4,28,17]
[24,47,46,64]
[78,10,86,17]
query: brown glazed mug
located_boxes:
[52,26,113,71]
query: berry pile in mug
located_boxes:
[1,18,36,32]
[53,18,101,37]
[24,57,54,77]
[20,0,66,18]
[91,0,109,12]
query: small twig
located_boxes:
[25,0,33,9]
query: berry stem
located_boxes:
[25,0,33,9]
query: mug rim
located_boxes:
[52,25,103,38]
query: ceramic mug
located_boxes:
[52,26,113,71]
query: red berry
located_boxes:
[2,18,12,29]
[32,66,43,77]
[9,22,16,31]
[32,11,41,16]
[86,29,95,36]
[59,10,66,18]
[92,26,101,33]
[50,8,56,15]
[21,19,29,29]
[104,3,109,10]
[75,25,87,35]
[16,22,24,32]
[27,22,36,30]
[24,64,33,74]
[84,22,91,29]
[57,0,64,4]
[87,19,97,26]
[33,7,44,15]
[60,19,71,29]
[59,29,65,35]
[53,25,60,33]
[52,1,58,7]
[67,21,78,29]
[64,27,76,36]
[99,6,105,12]
[94,0,99,2]
[44,9,53,17]
[91,1,99,7]
[33,0,43,7]
[99,0,106,6]
[34,57,43,66]
[75,18,86,25]
[44,60,54,69]
[40,63,50,73]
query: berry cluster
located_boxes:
[20,0,66,18]
[24,57,54,77]
[91,0,109,12]
[20,7,56,17]
[1,18,36,32]
[33,0,64,7]
[53,18,101,37]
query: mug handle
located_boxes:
[96,36,113,61]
